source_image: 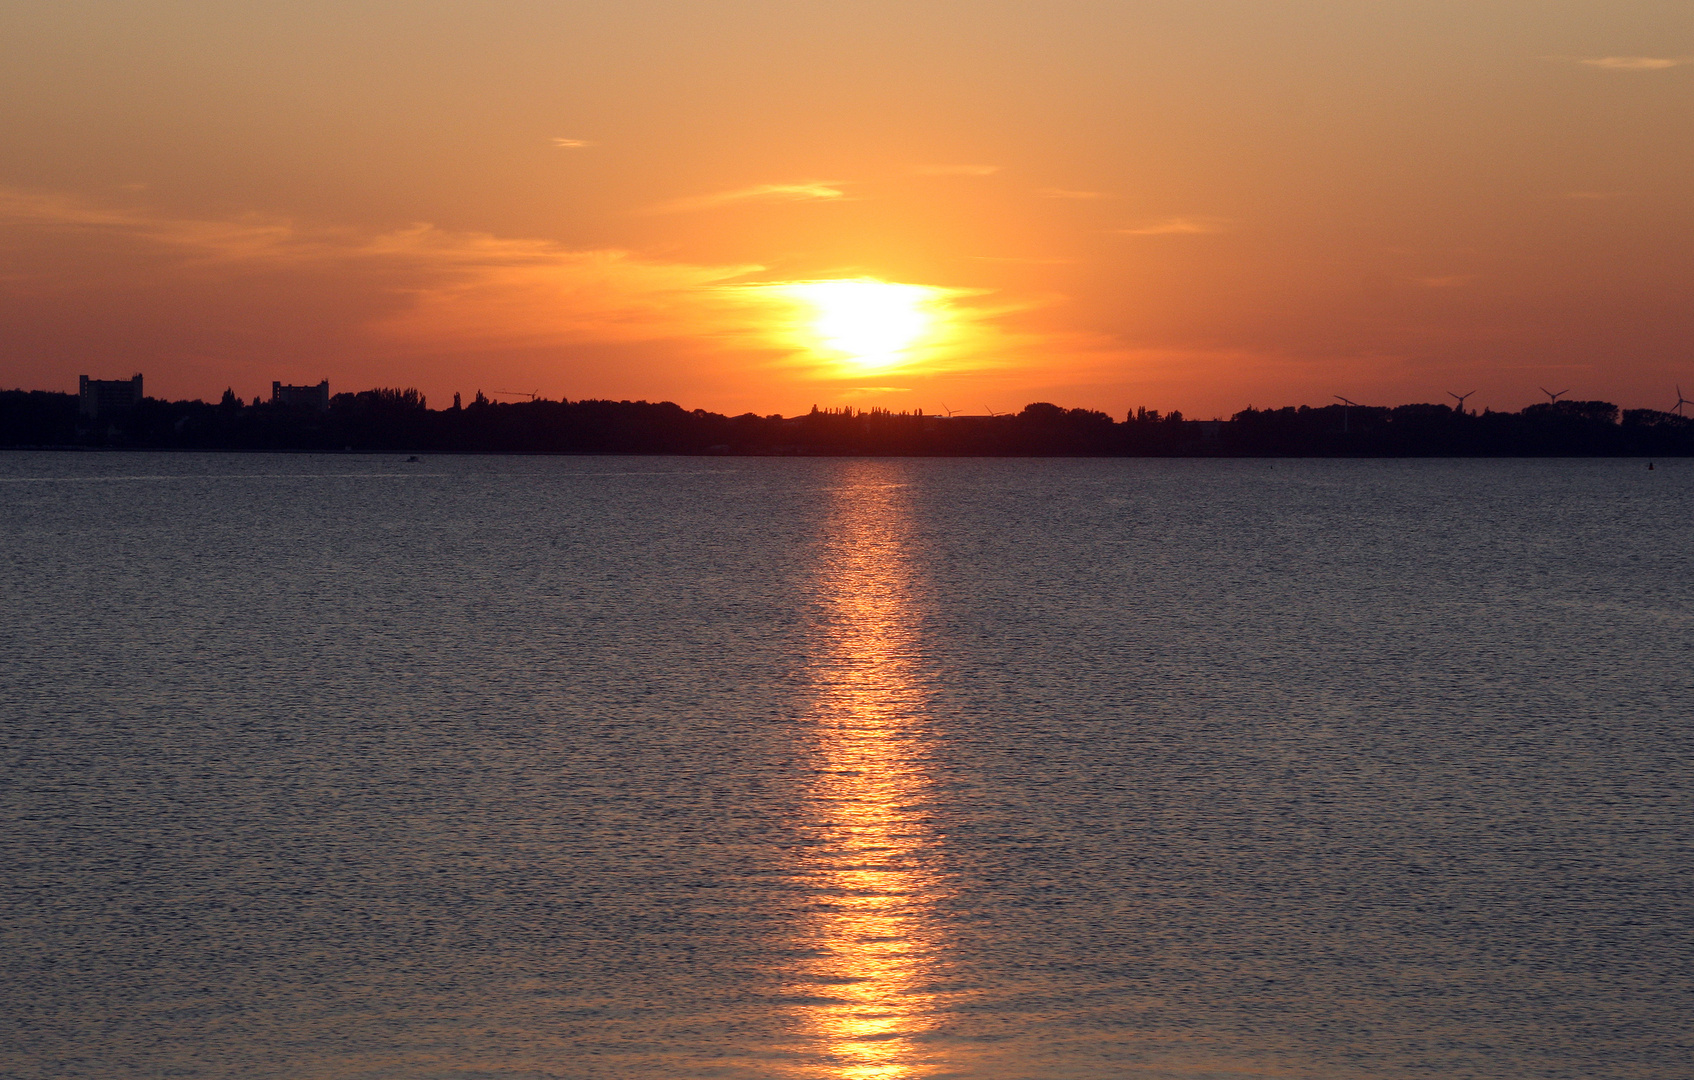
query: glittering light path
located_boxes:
[789,464,952,1080]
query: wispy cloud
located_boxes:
[1115,216,1230,236]
[0,186,765,350]
[970,255,1075,265]
[1039,188,1106,200]
[912,164,999,176]
[1576,55,1689,70]
[645,182,849,214]
[0,187,332,264]
[551,137,593,148]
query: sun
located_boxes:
[778,279,942,372]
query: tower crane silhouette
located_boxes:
[1335,395,1360,434]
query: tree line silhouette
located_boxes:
[3,387,1691,456]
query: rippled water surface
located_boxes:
[3,452,1691,1080]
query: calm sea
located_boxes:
[2,452,1690,1080]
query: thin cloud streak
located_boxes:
[645,182,849,214]
[551,138,593,148]
[912,164,999,176]
[1576,56,1688,70]
[1115,216,1231,236]
[1039,188,1107,199]
[970,255,1075,264]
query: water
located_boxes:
[2,452,1690,1080]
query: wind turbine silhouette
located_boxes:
[1335,395,1360,433]
[1673,385,1692,417]
[1539,386,1570,404]
[983,405,1002,417]
[939,403,961,417]
[1448,390,1476,414]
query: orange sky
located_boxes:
[2,1,1690,418]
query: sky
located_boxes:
[2,0,1690,418]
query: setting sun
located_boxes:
[778,279,943,372]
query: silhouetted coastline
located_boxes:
[4,387,1691,456]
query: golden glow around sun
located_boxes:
[776,279,944,372]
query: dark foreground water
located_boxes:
[2,452,1690,1080]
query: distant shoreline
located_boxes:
[2,445,1685,461]
[5,388,1692,457]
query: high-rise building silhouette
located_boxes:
[78,374,143,418]
[272,380,330,411]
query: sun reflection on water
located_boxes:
[791,464,949,1080]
